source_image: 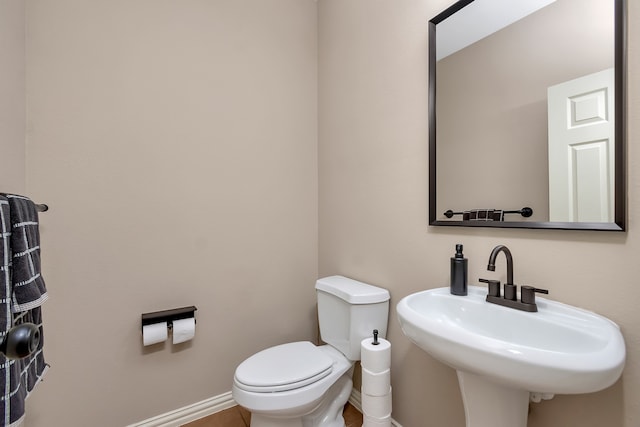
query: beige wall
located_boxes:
[0,0,26,193]
[319,1,639,427]
[436,0,613,222]
[24,1,318,426]
[9,0,640,426]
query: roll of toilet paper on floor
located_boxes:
[172,317,196,344]
[361,337,391,373]
[362,388,392,419]
[362,367,391,396]
[363,414,392,427]
[142,322,168,346]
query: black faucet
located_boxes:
[480,245,549,312]
[487,245,513,285]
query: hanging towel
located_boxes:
[0,194,48,427]
[463,209,505,221]
[6,194,48,312]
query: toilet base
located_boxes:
[249,374,353,427]
[249,415,304,427]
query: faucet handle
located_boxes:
[521,286,549,305]
[479,278,501,298]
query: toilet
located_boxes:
[232,275,390,427]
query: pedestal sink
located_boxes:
[396,286,625,427]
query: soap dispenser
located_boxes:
[450,244,468,296]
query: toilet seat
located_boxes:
[232,344,354,418]
[234,342,334,393]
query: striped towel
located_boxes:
[0,194,48,427]
[463,209,505,221]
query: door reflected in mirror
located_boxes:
[429,0,626,231]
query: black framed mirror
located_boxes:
[429,0,626,231]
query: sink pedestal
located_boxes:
[457,371,529,427]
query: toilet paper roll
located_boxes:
[363,414,392,427]
[362,367,391,396]
[362,388,392,419]
[142,322,168,346]
[172,317,196,344]
[361,337,391,373]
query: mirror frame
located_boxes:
[428,0,627,231]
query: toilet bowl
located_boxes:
[233,343,353,427]
[232,276,390,427]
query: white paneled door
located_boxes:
[547,68,615,222]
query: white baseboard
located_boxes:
[348,389,361,411]
[128,388,402,427]
[349,389,403,427]
[126,391,236,427]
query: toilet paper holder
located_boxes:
[141,306,197,331]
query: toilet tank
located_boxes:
[315,276,390,361]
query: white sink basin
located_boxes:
[397,286,625,394]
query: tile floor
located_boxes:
[182,402,363,427]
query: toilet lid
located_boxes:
[234,341,334,393]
